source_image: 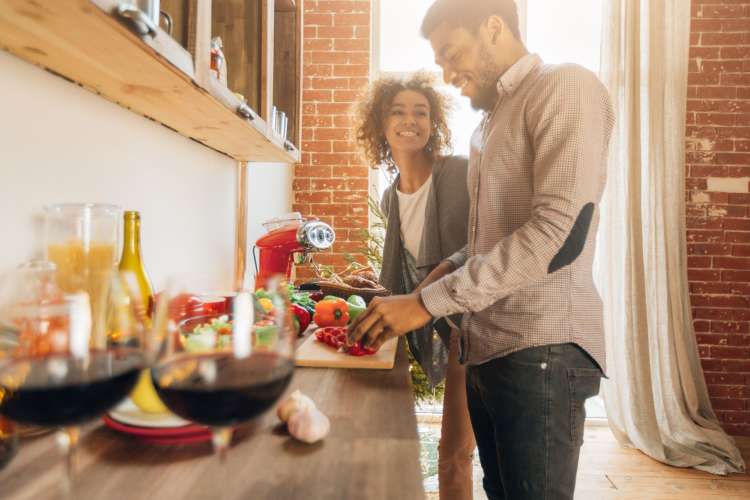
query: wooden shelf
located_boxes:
[0,0,298,163]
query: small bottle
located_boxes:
[119,211,154,317]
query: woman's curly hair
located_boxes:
[354,72,453,173]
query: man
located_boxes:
[348,0,615,498]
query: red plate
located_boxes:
[102,415,213,444]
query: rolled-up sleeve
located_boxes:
[421,68,613,319]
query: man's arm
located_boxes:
[421,67,615,319]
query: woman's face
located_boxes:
[383,90,432,156]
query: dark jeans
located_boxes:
[466,343,602,500]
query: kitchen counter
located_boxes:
[0,340,424,500]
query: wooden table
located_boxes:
[0,341,424,500]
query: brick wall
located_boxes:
[293,0,372,282]
[686,0,750,436]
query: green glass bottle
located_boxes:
[119,211,154,316]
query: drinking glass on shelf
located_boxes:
[0,262,147,496]
[150,276,295,465]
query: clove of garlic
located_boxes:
[276,390,315,423]
[287,406,330,444]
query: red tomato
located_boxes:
[312,327,376,356]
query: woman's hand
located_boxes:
[347,293,432,350]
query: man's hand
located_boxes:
[347,293,432,350]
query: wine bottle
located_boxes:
[119,211,154,316]
[119,211,166,414]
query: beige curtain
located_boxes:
[596,0,745,474]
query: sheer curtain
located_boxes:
[596,0,745,474]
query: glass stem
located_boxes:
[56,426,80,499]
[212,426,232,465]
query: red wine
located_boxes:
[152,352,294,427]
[0,350,142,427]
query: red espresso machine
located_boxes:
[254,214,335,289]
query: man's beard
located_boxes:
[470,42,503,112]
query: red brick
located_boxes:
[294,164,332,178]
[688,243,731,255]
[723,218,750,231]
[726,231,750,243]
[688,256,712,268]
[305,13,334,26]
[723,269,750,282]
[310,179,346,190]
[304,39,334,51]
[302,115,333,127]
[687,230,724,242]
[696,86,737,99]
[334,13,370,26]
[714,257,750,270]
[333,64,369,77]
[314,128,350,140]
[692,295,750,308]
[687,269,722,281]
[709,398,747,412]
[332,166,368,178]
[303,89,333,102]
[701,5,746,18]
[712,321,750,334]
[722,19,750,32]
[704,372,747,385]
[310,203,348,216]
[334,38,369,50]
[295,191,331,203]
[332,141,356,153]
[316,1,370,14]
[302,141,333,153]
[318,26,355,38]
[302,63,333,76]
[312,77,350,90]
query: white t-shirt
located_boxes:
[396,175,432,259]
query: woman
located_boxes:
[355,73,474,500]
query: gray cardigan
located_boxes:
[379,155,470,295]
[378,155,469,384]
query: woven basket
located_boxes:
[317,280,390,303]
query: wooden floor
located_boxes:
[574,425,750,499]
[445,424,750,500]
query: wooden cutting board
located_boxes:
[295,332,398,370]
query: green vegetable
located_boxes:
[255,325,278,347]
[346,294,366,323]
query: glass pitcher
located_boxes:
[43,203,122,339]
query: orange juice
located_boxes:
[47,241,116,344]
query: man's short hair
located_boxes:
[420,0,521,41]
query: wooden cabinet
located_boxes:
[0,0,303,163]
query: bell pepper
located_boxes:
[258,297,274,313]
[313,297,350,327]
[291,303,311,336]
[346,295,366,323]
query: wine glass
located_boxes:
[150,276,295,465]
[0,261,147,496]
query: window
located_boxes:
[373,0,603,191]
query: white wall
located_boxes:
[0,51,292,291]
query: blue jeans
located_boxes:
[466,343,602,500]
